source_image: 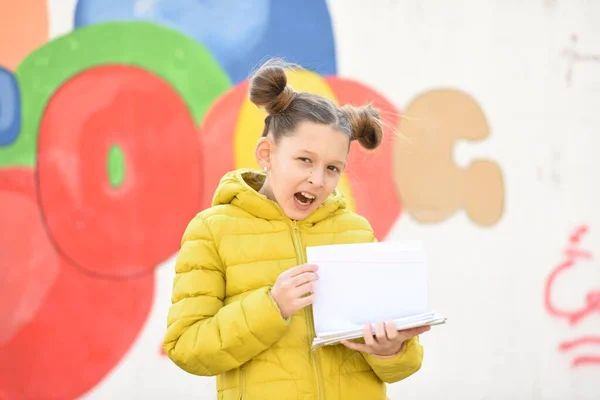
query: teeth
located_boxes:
[301,192,315,200]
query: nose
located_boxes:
[308,169,324,187]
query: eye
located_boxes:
[298,157,311,163]
[328,165,340,173]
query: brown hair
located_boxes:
[249,59,383,150]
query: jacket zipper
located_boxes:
[291,220,325,400]
[239,368,245,399]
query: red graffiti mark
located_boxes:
[544,225,600,367]
[544,225,598,323]
[559,336,600,352]
[572,356,600,368]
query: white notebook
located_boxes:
[306,241,446,348]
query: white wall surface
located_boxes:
[4,1,599,399]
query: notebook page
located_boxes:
[306,241,429,336]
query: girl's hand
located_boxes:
[270,264,319,319]
[341,321,430,357]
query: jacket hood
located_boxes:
[212,168,348,223]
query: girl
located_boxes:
[163,60,429,400]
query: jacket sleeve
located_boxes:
[361,336,424,383]
[162,214,290,376]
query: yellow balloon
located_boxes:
[233,70,356,211]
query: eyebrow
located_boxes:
[299,149,346,167]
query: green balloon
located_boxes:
[0,21,231,168]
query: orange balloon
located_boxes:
[0,0,49,70]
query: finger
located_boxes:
[397,326,430,342]
[295,294,314,308]
[287,263,319,277]
[415,325,431,335]
[363,322,376,346]
[385,321,398,341]
[374,321,387,343]
[401,325,431,336]
[341,340,369,353]
[292,281,314,297]
[290,272,319,287]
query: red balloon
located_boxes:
[0,167,59,346]
[325,76,403,240]
[199,81,249,209]
[37,65,202,278]
[0,167,155,399]
[0,259,154,399]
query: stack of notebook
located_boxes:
[306,241,447,349]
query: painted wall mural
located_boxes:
[72,0,338,84]
[0,20,229,399]
[0,1,507,399]
[0,0,49,72]
[394,89,504,226]
[0,66,20,147]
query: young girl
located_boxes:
[163,60,429,400]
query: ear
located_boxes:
[255,137,274,170]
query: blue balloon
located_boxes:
[0,66,21,147]
[74,0,337,83]
[241,1,337,83]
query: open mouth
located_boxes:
[294,191,316,207]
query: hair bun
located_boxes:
[249,62,296,115]
[341,104,384,150]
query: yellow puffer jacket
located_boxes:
[163,169,424,400]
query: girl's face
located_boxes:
[258,121,349,220]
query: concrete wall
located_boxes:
[0,0,598,398]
